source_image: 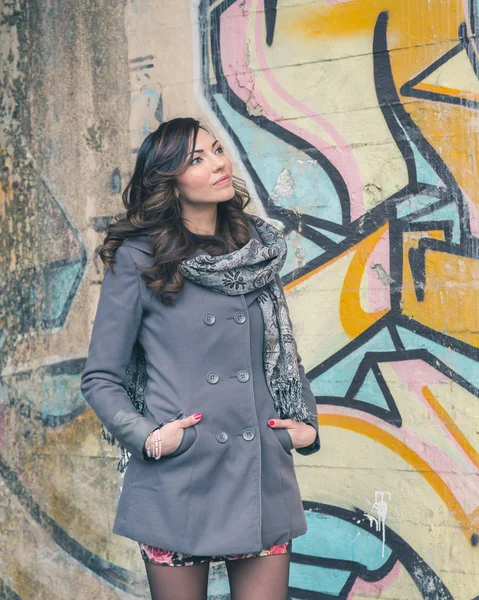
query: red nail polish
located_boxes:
[194,413,202,419]
[268,419,275,426]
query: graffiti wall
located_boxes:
[1,0,479,598]
[199,0,479,597]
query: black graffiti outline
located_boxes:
[197,4,479,597]
[200,0,353,230]
[400,20,479,110]
[408,234,479,301]
[291,502,453,600]
[2,358,89,427]
[303,16,479,558]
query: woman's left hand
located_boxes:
[267,418,317,449]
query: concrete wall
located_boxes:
[1,0,479,598]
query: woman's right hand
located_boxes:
[144,413,202,457]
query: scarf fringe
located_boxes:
[271,377,317,423]
[101,423,130,473]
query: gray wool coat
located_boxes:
[80,217,320,556]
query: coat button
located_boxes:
[203,313,215,325]
[242,427,255,441]
[236,369,250,382]
[206,371,219,384]
[233,311,246,324]
[216,431,228,443]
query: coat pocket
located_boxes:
[159,410,198,458]
[273,427,293,455]
[158,410,184,428]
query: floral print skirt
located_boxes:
[138,540,292,567]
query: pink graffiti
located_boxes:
[320,389,479,516]
[464,194,479,238]
[365,229,391,312]
[347,560,402,599]
[391,359,479,473]
[220,0,364,221]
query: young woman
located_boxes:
[80,117,320,600]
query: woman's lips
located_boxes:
[214,175,231,185]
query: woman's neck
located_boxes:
[181,208,218,236]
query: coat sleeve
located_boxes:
[80,244,160,461]
[274,274,320,456]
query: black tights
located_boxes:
[144,553,291,600]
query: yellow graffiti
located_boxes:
[318,412,476,538]
[402,232,479,348]
[339,224,389,337]
[285,225,390,340]
[422,386,479,469]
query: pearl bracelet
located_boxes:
[154,428,162,460]
[146,428,162,460]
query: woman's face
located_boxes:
[174,128,234,205]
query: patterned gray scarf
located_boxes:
[179,215,315,424]
[102,214,316,472]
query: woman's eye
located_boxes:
[190,146,224,165]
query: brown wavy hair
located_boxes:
[99,117,253,305]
